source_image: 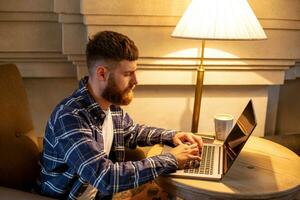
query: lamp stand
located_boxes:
[191,40,206,133]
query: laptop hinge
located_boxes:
[220,145,224,175]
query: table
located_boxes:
[148,136,300,200]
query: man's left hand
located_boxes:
[172,132,203,150]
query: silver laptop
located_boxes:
[163,99,257,180]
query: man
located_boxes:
[40,31,202,200]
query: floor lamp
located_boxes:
[172,0,267,133]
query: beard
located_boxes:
[101,74,134,105]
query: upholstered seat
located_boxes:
[0,64,51,199]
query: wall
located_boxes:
[0,0,299,137]
[0,0,77,135]
[125,85,268,134]
[24,78,77,136]
[276,78,300,135]
[0,0,76,78]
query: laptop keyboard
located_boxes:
[184,145,215,175]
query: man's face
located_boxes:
[102,60,138,105]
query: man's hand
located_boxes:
[169,143,201,169]
[173,132,203,150]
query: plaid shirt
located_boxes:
[40,77,178,199]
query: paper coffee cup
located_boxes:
[214,114,233,141]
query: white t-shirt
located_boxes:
[101,108,114,154]
[78,108,114,200]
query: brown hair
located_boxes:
[86,31,139,74]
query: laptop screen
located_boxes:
[223,100,257,174]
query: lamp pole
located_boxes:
[191,40,206,133]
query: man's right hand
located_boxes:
[169,143,201,169]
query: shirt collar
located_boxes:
[78,76,107,124]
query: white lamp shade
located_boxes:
[172,0,267,40]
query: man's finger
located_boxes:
[185,134,196,144]
[188,143,198,148]
[173,137,183,146]
[187,154,202,161]
[193,135,203,149]
[188,145,200,155]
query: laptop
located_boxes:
[163,99,257,180]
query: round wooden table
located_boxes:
[148,136,300,200]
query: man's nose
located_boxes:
[131,72,138,85]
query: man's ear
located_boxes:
[95,66,109,81]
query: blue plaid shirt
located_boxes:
[40,77,178,199]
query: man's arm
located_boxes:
[52,112,177,196]
[122,112,177,148]
[121,111,203,156]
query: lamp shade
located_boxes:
[172,0,267,40]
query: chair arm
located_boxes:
[0,186,54,200]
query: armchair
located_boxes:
[0,64,53,199]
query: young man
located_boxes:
[40,31,202,200]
